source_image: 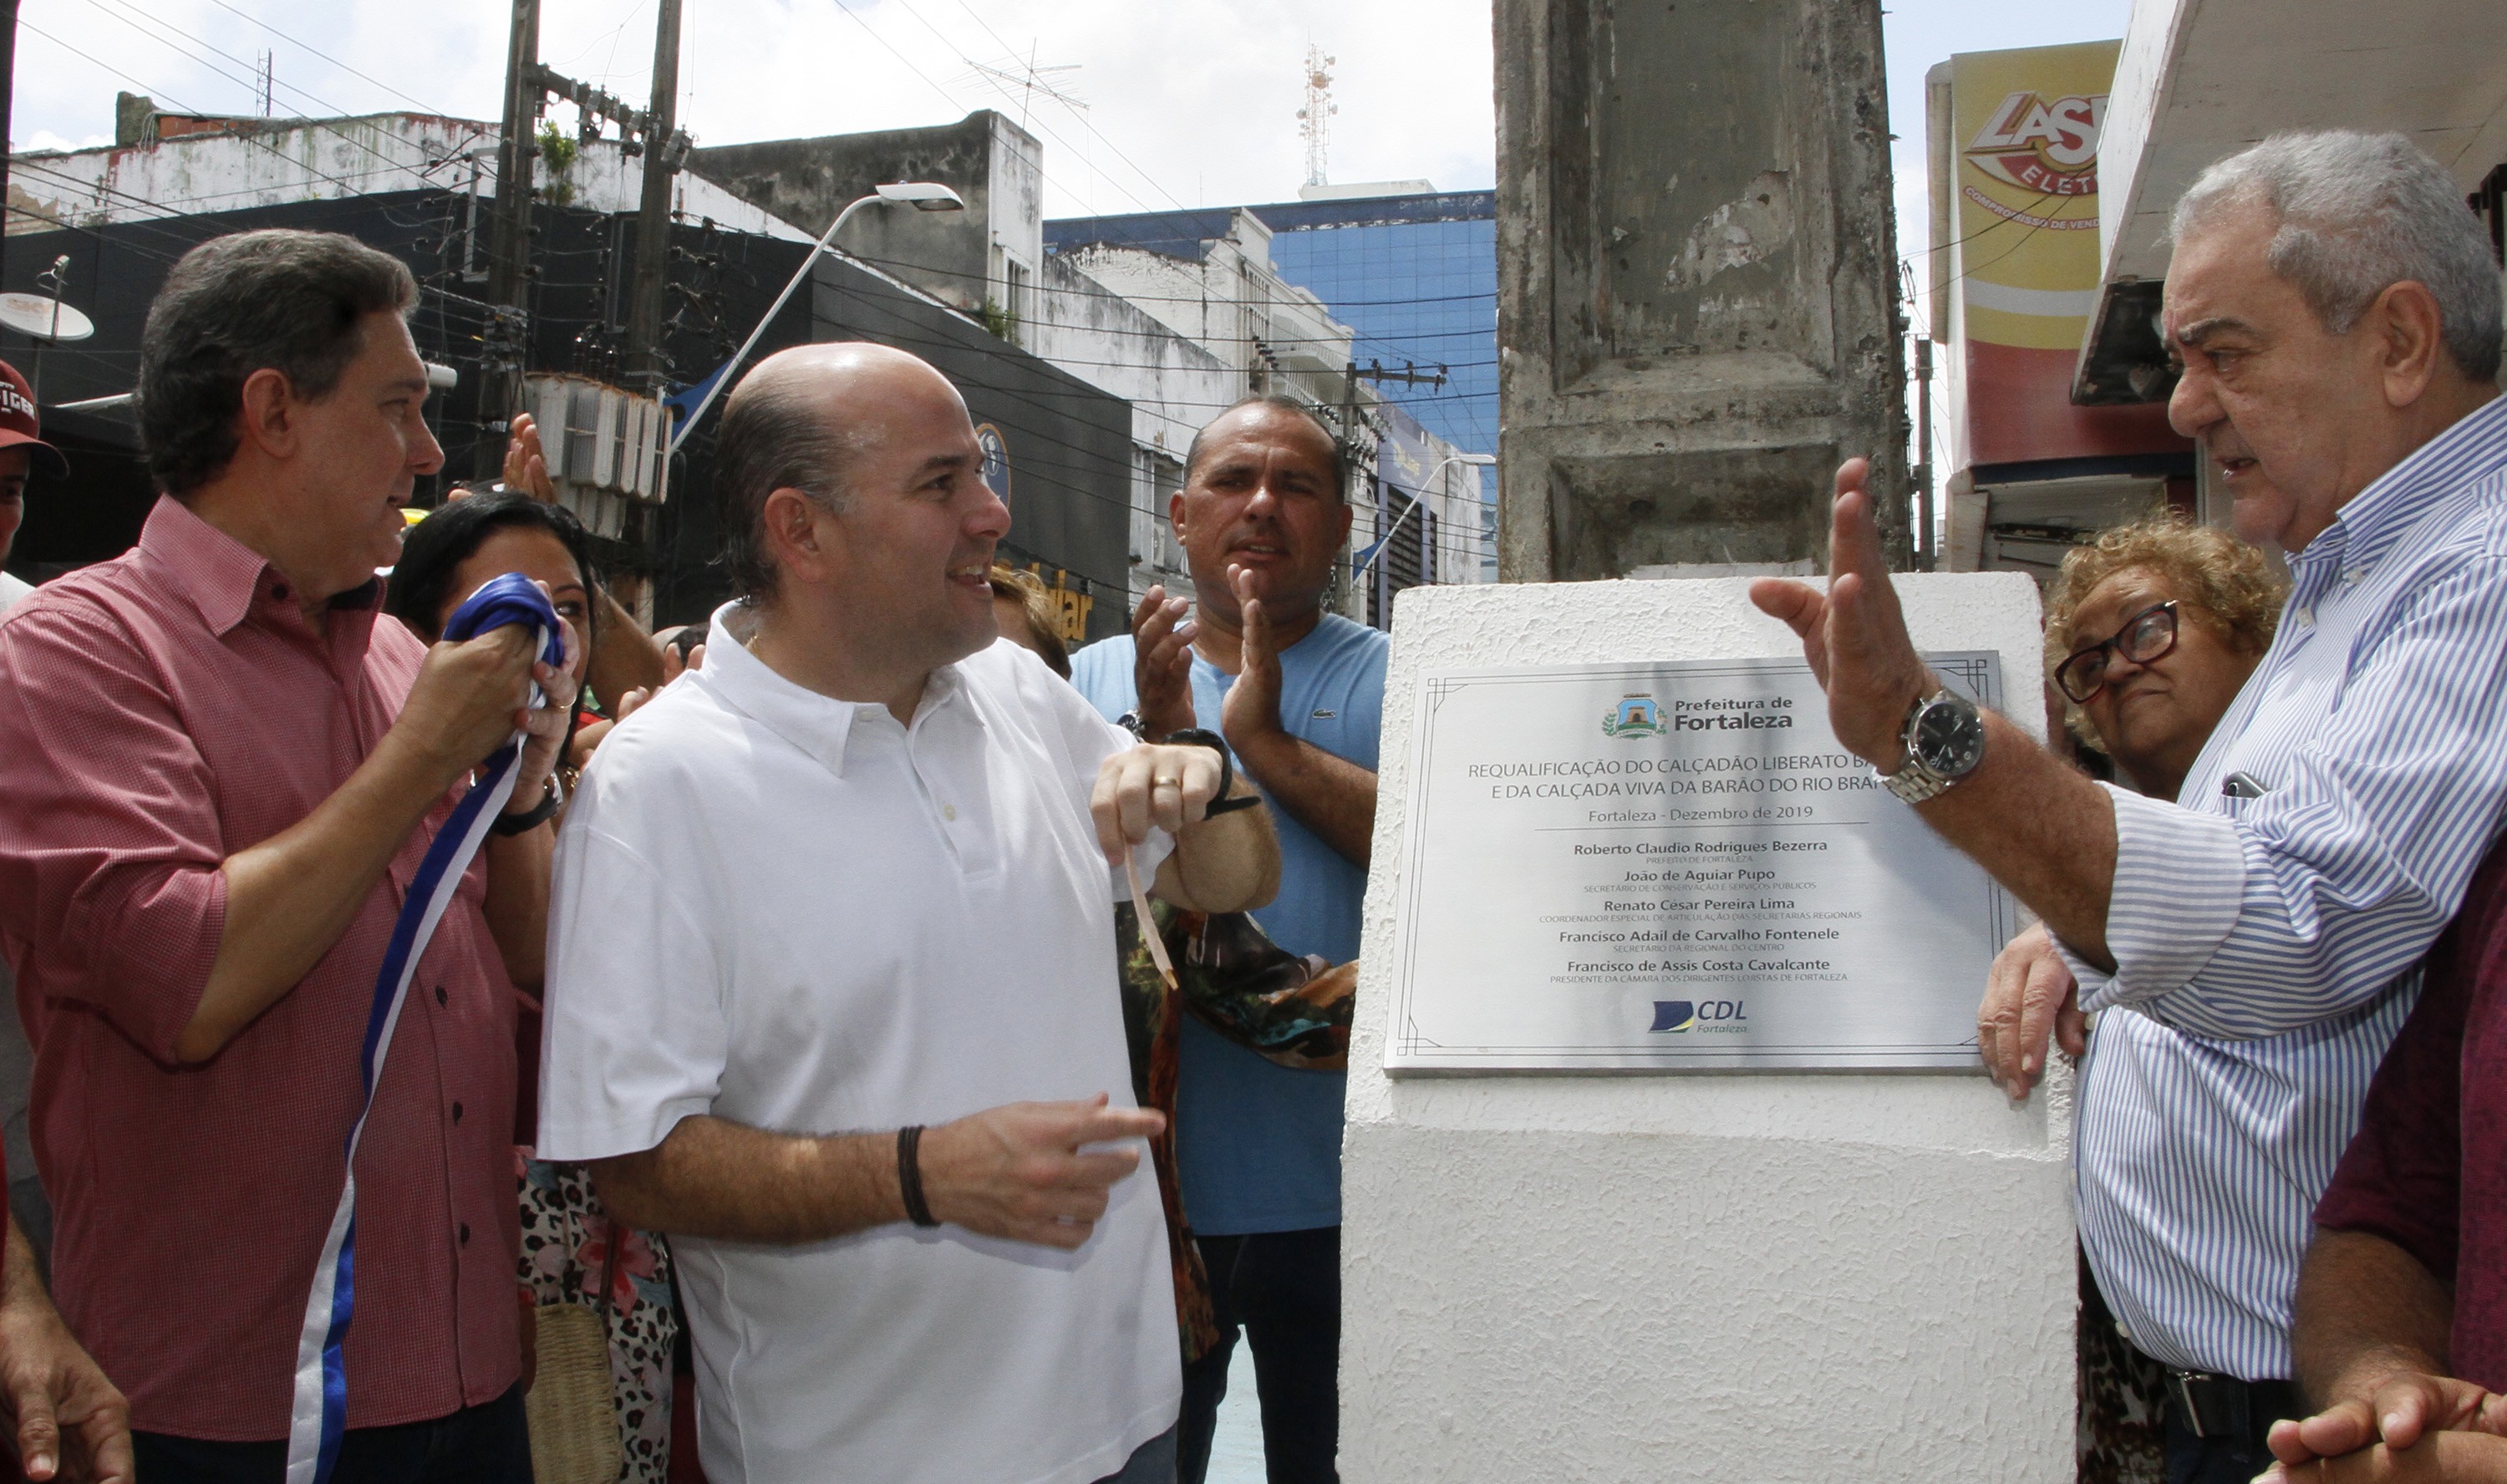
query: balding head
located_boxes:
[714,343,969,599]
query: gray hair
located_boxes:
[2172,130,2503,382]
[712,368,872,601]
[138,230,418,496]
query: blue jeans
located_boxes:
[1096,1426,1180,1484]
[2164,1384,2299,1484]
[1178,1227,1340,1484]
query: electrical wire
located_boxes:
[821,0,1165,223]
[17,20,479,216]
[9,139,1487,572]
[943,0,1191,214]
[868,0,1182,221]
[192,0,454,117]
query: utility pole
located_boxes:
[1914,337,1935,571]
[0,0,19,287]
[480,0,542,475]
[624,0,682,392]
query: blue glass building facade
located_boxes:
[1046,191,1498,576]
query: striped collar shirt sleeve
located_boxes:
[2068,391,2507,1035]
[2057,392,2507,1379]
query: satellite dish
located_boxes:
[0,293,94,343]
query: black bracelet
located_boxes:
[897,1125,939,1227]
[490,776,563,836]
[1162,728,1261,815]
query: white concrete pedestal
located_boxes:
[1343,577,2075,1481]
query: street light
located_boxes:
[669,180,966,451]
[1354,452,1497,578]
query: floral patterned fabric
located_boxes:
[516,1151,678,1484]
[1114,900,1357,1365]
[2080,1247,2169,1484]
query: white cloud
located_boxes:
[12,128,110,153]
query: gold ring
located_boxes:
[1154,775,1179,789]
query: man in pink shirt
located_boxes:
[0,230,576,1481]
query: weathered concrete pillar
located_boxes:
[1495,0,1910,580]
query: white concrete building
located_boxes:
[8,103,807,246]
[1025,252,1240,606]
[1034,209,1482,620]
[1055,209,1355,411]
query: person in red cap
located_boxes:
[0,358,128,1481]
[0,358,68,612]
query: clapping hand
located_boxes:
[501,413,557,502]
[1218,562,1286,753]
[1129,583,1198,739]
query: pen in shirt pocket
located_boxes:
[2221,771,2270,800]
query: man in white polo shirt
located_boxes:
[536,342,1279,1484]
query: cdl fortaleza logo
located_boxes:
[1650,999,1748,1034]
[1601,694,1662,739]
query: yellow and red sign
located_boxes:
[1939,41,2184,467]
[1963,90,2106,201]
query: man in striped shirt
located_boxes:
[1753,130,2506,1484]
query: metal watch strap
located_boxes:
[1878,759,1956,805]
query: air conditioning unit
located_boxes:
[523,374,671,540]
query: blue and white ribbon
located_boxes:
[285,572,563,1484]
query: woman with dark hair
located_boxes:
[388,492,598,657]
[388,494,681,1484]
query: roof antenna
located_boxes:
[1297,45,1336,189]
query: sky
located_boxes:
[18,0,2134,236]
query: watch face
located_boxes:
[1913,694,1986,778]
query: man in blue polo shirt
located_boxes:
[1071,394,1385,1483]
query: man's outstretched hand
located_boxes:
[1747,457,1934,767]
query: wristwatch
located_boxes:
[1162,728,1264,816]
[1876,686,1985,804]
[491,773,567,836]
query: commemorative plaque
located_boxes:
[1382,653,2016,1072]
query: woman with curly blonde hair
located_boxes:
[2042,511,2287,803]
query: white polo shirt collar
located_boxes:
[697,600,985,780]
